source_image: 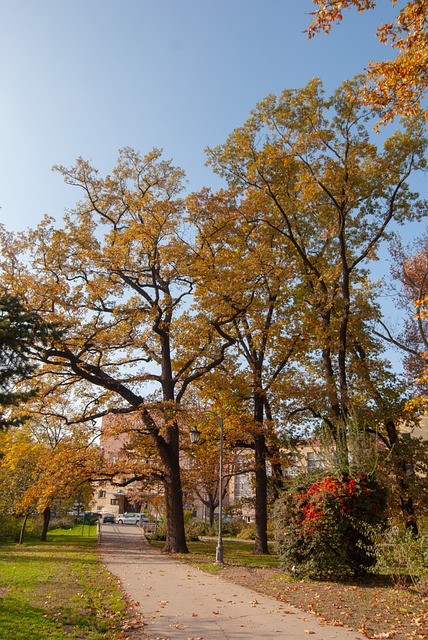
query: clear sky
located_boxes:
[2,0,420,234]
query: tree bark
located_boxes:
[385,420,418,536]
[162,460,188,553]
[253,432,269,554]
[18,513,29,544]
[253,388,269,554]
[41,506,51,541]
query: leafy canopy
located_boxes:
[308,1,428,126]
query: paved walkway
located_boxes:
[99,523,364,640]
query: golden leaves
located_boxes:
[308,1,428,125]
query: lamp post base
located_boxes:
[215,542,224,564]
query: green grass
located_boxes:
[0,525,131,640]
[150,537,280,571]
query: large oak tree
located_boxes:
[187,189,304,553]
[205,77,427,471]
[0,148,234,553]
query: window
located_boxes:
[110,498,118,505]
[234,473,251,499]
[283,454,300,477]
[307,451,325,474]
[98,490,106,498]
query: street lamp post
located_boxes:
[189,407,225,564]
[215,407,224,564]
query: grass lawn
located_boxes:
[185,537,279,571]
[150,536,279,570]
[0,525,134,640]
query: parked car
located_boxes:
[102,513,115,524]
[117,513,150,525]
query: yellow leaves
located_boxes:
[0,419,99,515]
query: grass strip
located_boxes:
[149,536,280,572]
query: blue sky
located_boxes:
[1,0,416,234]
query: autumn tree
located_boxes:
[0,415,99,542]
[0,427,41,543]
[308,0,428,125]
[23,414,100,540]
[187,189,304,553]
[205,77,427,475]
[382,231,428,408]
[0,148,235,553]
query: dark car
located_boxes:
[102,513,115,524]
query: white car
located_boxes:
[117,513,150,525]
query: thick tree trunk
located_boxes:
[141,403,189,553]
[163,464,188,553]
[160,419,189,553]
[253,432,269,554]
[385,420,418,536]
[40,506,51,541]
[252,387,269,555]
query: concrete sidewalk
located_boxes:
[99,524,364,640]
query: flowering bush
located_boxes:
[273,473,387,579]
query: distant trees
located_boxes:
[0,417,98,542]
[184,408,244,528]
[385,231,428,409]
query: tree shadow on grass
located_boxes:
[0,595,64,640]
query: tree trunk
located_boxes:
[162,444,189,553]
[18,513,29,544]
[141,406,189,553]
[270,457,284,501]
[386,420,418,536]
[252,386,269,555]
[41,506,51,541]
[163,472,188,552]
[264,400,284,500]
[253,432,269,554]
[208,495,216,528]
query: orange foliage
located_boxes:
[308,0,428,125]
